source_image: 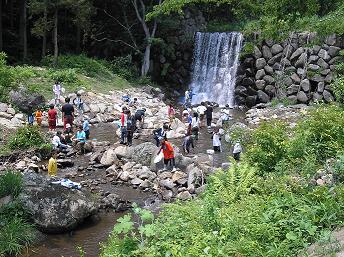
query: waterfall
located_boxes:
[189,32,243,107]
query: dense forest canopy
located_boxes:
[0,0,343,77]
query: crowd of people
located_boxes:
[36,83,242,176]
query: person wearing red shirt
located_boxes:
[48,104,58,131]
[158,138,176,171]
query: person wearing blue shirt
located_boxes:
[73,126,86,154]
[83,118,90,139]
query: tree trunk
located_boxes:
[76,26,81,54]
[53,8,58,66]
[19,0,27,61]
[0,0,3,51]
[42,4,47,58]
[141,43,151,77]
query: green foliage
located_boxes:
[42,54,113,78]
[0,217,35,257]
[0,171,22,198]
[0,52,16,102]
[240,42,255,57]
[8,125,47,150]
[0,172,35,257]
[288,105,344,162]
[110,55,138,81]
[101,161,344,257]
[101,203,155,257]
[244,121,289,173]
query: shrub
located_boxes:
[0,52,16,102]
[331,75,344,103]
[0,171,22,198]
[0,217,35,256]
[110,55,138,81]
[101,161,344,257]
[244,121,289,173]
[288,105,344,162]
[42,54,113,78]
[8,125,47,150]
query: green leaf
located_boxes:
[113,214,134,234]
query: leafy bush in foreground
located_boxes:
[0,172,35,257]
[101,161,344,257]
[0,171,22,198]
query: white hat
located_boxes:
[66,123,71,128]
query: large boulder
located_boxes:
[19,172,97,233]
[126,142,159,166]
[9,88,45,113]
[100,148,119,167]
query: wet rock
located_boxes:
[291,73,301,84]
[317,58,329,69]
[255,80,266,90]
[255,69,265,80]
[19,172,97,233]
[295,52,307,68]
[57,159,74,168]
[262,46,272,60]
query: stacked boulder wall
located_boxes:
[236,33,343,107]
[19,172,97,233]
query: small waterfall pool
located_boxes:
[189,32,243,107]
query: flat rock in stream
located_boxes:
[19,172,98,233]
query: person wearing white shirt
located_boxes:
[191,112,200,140]
[53,81,62,105]
[52,131,69,150]
[197,102,207,128]
[233,142,243,161]
[212,128,221,152]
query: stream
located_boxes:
[24,108,245,257]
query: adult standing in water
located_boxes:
[206,102,213,129]
[62,97,74,130]
[48,104,58,131]
[120,107,128,145]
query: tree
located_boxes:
[19,0,28,61]
[0,0,3,51]
[132,0,162,77]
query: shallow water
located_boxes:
[25,108,245,257]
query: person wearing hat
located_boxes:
[64,123,73,144]
[158,138,176,171]
[48,104,58,131]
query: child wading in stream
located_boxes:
[48,151,58,176]
[158,138,176,172]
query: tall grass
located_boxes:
[0,171,22,198]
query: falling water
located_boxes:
[189,32,243,107]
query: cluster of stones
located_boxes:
[0,102,25,128]
[236,33,343,107]
[245,103,310,127]
[152,8,206,88]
